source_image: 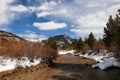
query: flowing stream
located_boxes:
[56,54,120,80]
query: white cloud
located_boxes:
[71,11,108,39]
[76,11,107,28]
[9,5,28,12]
[107,4,120,15]
[47,1,57,7]
[69,2,120,38]
[33,21,67,30]
[0,0,14,25]
[1,0,120,39]
[19,32,47,42]
[112,0,120,2]
[28,1,77,20]
[36,11,52,18]
[28,1,58,18]
[57,9,67,14]
[38,1,57,11]
[71,28,104,39]
[86,2,103,8]
[30,0,120,38]
[28,6,36,12]
[30,1,73,19]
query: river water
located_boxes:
[56,54,120,80]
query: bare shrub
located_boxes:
[0,40,58,62]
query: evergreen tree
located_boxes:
[46,37,57,50]
[87,32,96,49]
[103,14,120,49]
[84,38,88,44]
[75,37,84,51]
[103,12,120,58]
[72,40,77,50]
[118,9,120,15]
[103,15,115,48]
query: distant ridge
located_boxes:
[0,30,25,41]
[52,34,73,44]
[42,34,77,45]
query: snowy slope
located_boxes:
[52,34,75,45]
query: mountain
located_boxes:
[42,34,77,45]
[0,30,25,41]
[52,34,76,45]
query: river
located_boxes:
[54,54,120,80]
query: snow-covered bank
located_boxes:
[59,50,109,62]
[0,56,41,72]
[79,51,109,62]
[92,58,120,70]
[79,51,120,70]
[58,50,120,70]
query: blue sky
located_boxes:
[0,0,120,41]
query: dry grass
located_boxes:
[0,40,58,59]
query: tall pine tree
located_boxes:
[103,15,115,48]
[87,32,96,49]
[103,15,120,49]
[75,37,84,51]
[103,12,120,58]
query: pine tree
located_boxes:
[103,15,120,49]
[72,40,77,50]
[103,12,120,59]
[87,32,96,49]
[118,9,120,15]
[103,15,115,48]
[75,37,84,51]
[46,37,57,50]
[115,15,120,49]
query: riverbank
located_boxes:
[0,55,120,80]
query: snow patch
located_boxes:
[0,56,41,72]
[78,51,120,70]
[0,57,17,72]
[79,52,109,62]
[58,50,75,55]
[92,58,120,70]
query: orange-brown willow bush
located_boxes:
[0,40,58,60]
